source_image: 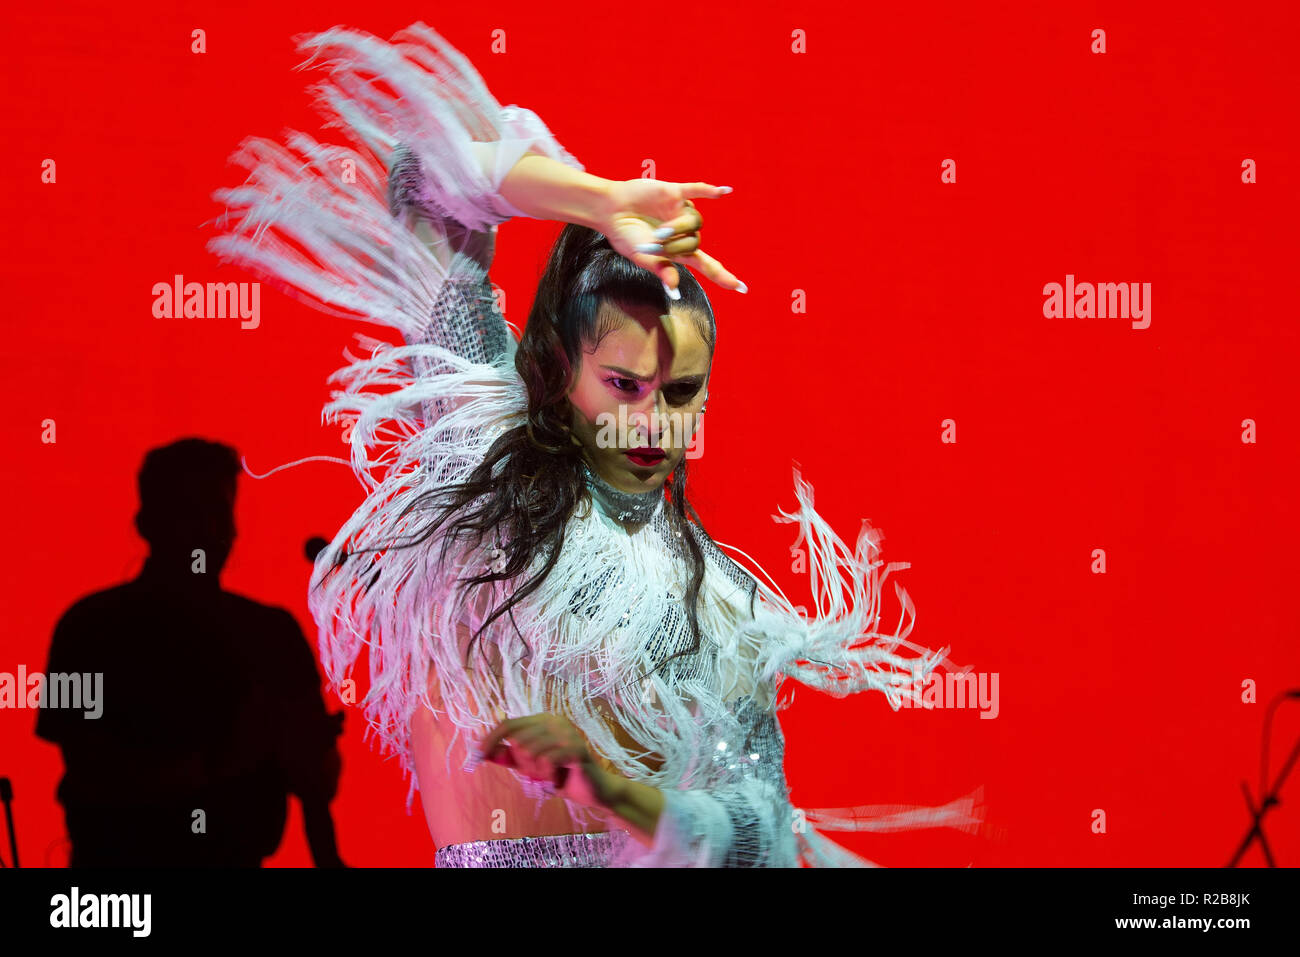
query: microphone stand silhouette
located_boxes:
[0,778,17,867]
[1227,689,1300,867]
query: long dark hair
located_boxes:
[374,224,720,680]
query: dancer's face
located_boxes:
[567,300,711,494]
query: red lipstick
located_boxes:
[623,448,666,468]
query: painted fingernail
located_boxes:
[652,226,674,240]
[635,242,663,253]
[716,186,733,193]
[663,281,681,301]
[736,281,748,294]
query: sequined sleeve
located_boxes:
[385,100,585,373]
[674,698,801,868]
[610,698,799,868]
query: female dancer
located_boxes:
[208,21,984,866]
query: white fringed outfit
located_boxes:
[208,21,985,867]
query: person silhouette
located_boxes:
[35,437,346,867]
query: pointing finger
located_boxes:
[675,248,746,293]
[676,183,732,200]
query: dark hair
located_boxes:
[361,225,720,684]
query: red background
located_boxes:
[3,1,1297,867]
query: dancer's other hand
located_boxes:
[599,179,747,297]
[478,712,623,809]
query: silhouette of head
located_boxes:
[134,438,240,576]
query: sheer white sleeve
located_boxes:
[290,22,583,235]
[388,107,579,235]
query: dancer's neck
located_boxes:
[580,460,664,527]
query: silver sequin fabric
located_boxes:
[580,461,662,524]
[435,829,631,868]
[706,698,793,867]
[409,275,511,427]
[391,143,510,428]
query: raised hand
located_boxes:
[599,178,747,297]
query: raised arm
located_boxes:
[498,152,745,295]
[397,135,744,297]
[209,22,743,357]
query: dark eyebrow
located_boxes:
[601,365,706,386]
